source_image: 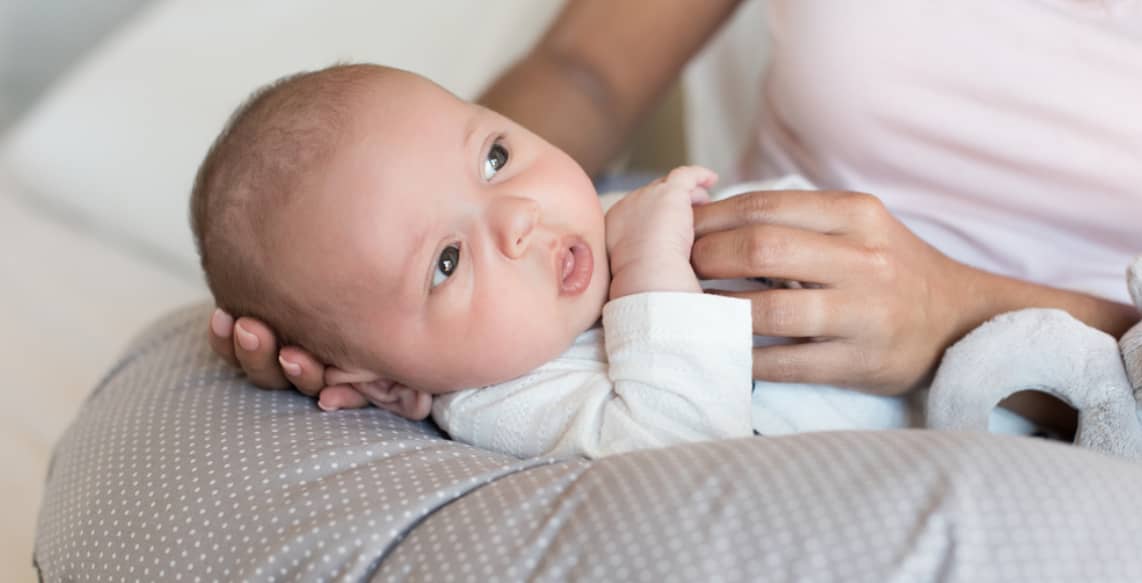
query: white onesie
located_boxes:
[432,176,1036,459]
[432,292,755,459]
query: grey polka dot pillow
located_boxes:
[35,304,1142,582]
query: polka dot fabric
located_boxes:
[35,305,575,581]
[35,304,1142,582]
[380,432,1142,582]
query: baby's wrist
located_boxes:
[609,259,702,299]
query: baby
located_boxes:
[192,64,1018,459]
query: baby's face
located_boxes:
[277,71,608,393]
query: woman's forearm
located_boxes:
[959,264,1140,342]
[477,0,743,176]
[959,264,1139,436]
[478,49,629,176]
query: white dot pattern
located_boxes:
[35,305,567,582]
[34,305,1142,582]
[377,432,1142,582]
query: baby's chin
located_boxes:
[407,280,608,394]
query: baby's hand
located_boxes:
[606,166,716,298]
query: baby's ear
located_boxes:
[325,368,434,420]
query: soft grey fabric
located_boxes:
[36,303,1142,582]
[377,431,1142,583]
[1125,320,1142,391]
[929,257,1142,459]
[929,308,1142,459]
[36,304,577,581]
[1124,256,1142,390]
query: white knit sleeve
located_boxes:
[433,292,754,459]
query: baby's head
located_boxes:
[191,64,609,418]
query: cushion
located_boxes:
[0,0,564,278]
[36,303,1142,581]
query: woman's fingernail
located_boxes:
[211,309,234,338]
[235,323,260,352]
[279,356,302,377]
[318,399,338,412]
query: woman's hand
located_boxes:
[207,309,371,410]
[691,189,977,395]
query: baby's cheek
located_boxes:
[457,305,561,384]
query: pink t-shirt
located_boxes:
[740,0,1142,303]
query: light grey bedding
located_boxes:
[35,304,1142,582]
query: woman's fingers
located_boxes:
[692,223,866,284]
[317,385,370,411]
[692,189,888,239]
[690,186,971,394]
[278,346,327,397]
[752,341,879,388]
[232,317,291,390]
[209,309,334,397]
[208,309,240,367]
[708,288,863,339]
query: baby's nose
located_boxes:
[491,196,540,259]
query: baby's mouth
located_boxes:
[559,237,593,296]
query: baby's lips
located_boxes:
[558,235,594,296]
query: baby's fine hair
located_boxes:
[190,63,382,365]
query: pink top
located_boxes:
[741,0,1142,303]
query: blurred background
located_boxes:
[0,1,766,580]
[2,3,161,581]
[0,0,155,132]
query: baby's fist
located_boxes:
[658,165,717,204]
[606,166,718,298]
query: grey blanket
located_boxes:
[34,304,1142,582]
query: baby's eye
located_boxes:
[431,244,461,288]
[482,141,509,180]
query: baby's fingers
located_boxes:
[665,165,718,190]
[690,186,711,205]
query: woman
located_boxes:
[208,0,1141,429]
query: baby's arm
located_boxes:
[435,292,754,459]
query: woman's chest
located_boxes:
[762,0,1142,247]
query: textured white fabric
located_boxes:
[741,0,1142,304]
[433,292,756,459]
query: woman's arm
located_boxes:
[478,0,742,176]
